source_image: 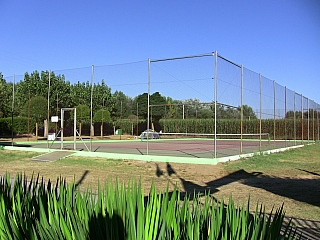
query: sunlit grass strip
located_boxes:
[0,173,300,239]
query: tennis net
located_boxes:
[158,132,270,141]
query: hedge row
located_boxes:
[2,117,319,140]
[159,118,320,140]
[0,117,36,136]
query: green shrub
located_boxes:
[0,117,36,136]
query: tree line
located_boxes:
[0,71,261,126]
[2,70,319,138]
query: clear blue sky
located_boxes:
[1,0,320,103]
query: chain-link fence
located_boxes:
[2,52,319,159]
[149,52,320,159]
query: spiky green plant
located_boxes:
[0,173,300,239]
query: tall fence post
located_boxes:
[301,94,304,144]
[307,98,310,142]
[273,80,276,144]
[11,74,15,146]
[313,101,315,141]
[293,92,297,145]
[90,65,94,152]
[214,51,218,159]
[284,86,287,147]
[240,65,244,154]
[259,73,262,151]
[47,70,51,148]
[318,104,320,141]
[147,58,151,155]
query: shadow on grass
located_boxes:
[156,163,320,208]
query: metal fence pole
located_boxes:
[318,104,320,141]
[259,74,262,151]
[61,109,64,150]
[273,80,276,144]
[313,101,315,141]
[74,108,77,150]
[47,70,51,149]
[214,51,218,159]
[147,58,151,155]
[301,94,304,144]
[136,102,139,136]
[307,98,310,143]
[90,65,94,152]
[293,92,297,145]
[240,65,244,154]
[284,86,287,147]
[11,74,15,146]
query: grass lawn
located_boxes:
[0,143,319,223]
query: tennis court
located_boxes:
[10,132,305,162]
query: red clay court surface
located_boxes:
[14,138,303,159]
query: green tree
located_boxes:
[93,109,111,123]
[133,92,167,121]
[150,92,166,121]
[285,110,302,119]
[164,97,177,119]
[133,93,148,119]
[197,106,214,119]
[21,96,47,124]
[239,105,257,120]
[112,91,132,120]
[70,81,91,107]
[49,72,72,113]
[70,104,91,122]
[224,106,240,119]
[0,73,13,118]
[92,80,115,113]
[15,71,72,117]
